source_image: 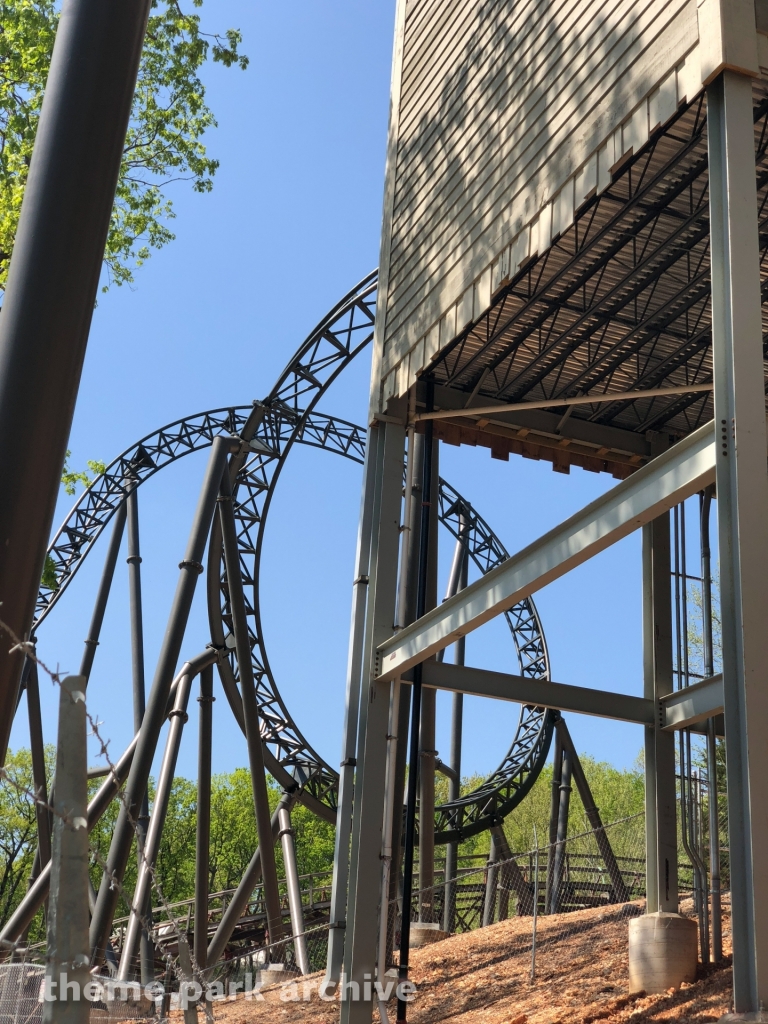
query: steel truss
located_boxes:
[34,401,553,839]
[427,84,768,443]
[28,269,553,898]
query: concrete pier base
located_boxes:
[628,913,697,994]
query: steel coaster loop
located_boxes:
[35,269,555,841]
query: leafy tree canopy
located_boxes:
[0,0,248,291]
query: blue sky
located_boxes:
[11,0,674,786]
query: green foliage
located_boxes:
[0,745,56,941]
[60,449,106,496]
[436,754,646,864]
[0,749,645,942]
[38,451,107,592]
[0,757,337,941]
[687,574,722,678]
[0,0,248,291]
[40,553,58,590]
[502,754,645,858]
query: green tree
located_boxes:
[436,754,646,864]
[41,451,108,591]
[0,0,248,291]
[60,450,106,497]
[0,744,56,940]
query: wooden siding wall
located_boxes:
[374,0,707,411]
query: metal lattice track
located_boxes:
[36,269,554,840]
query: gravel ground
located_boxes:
[177,896,733,1024]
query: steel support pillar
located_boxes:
[33,502,126,891]
[278,806,310,976]
[79,501,127,683]
[90,436,232,963]
[700,487,722,963]
[384,430,425,966]
[417,690,436,922]
[482,834,499,927]
[378,678,402,978]
[442,685,462,934]
[490,826,531,916]
[549,746,572,914]
[339,416,405,1024]
[417,441,439,924]
[117,651,215,977]
[1,673,185,946]
[707,70,768,1013]
[42,677,89,1024]
[643,513,678,913]
[396,404,434,1024]
[126,488,154,984]
[0,0,150,764]
[441,520,468,934]
[557,719,628,903]
[544,728,564,913]
[27,660,51,872]
[206,790,296,966]
[194,665,214,973]
[218,469,284,945]
[326,430,379,987]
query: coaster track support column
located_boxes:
[340,413,405,1024]
[707,66,768,1012]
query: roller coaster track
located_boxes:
[34,269,555,843]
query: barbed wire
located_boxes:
[0,620,207,994]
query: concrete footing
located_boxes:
[409,923,448,948]
[628,913,697,993]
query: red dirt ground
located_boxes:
[177,896,733,1023]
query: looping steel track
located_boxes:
[36,269,555,841]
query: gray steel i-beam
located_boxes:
[384,431,425,966]
[43,677,89,1024]
[376,422,715,682]
[118,651,216,978]
[340,416,405,1024]
[326,429,380,988]
[696,489,723,960]
[707,70,768,1013]
[442,522,468,935]
[412,660,653,724]
[397,397,434,1024]
[701,486,722,964]
[0,0,151,765]
[218,469,284,946]
[90,436,233,964]
[377,678,402,979]
[194,665,214,972]
[642,513,678,914]
[417,443,439,924]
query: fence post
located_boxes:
[42,677,89,1024]
[530,826,539,983]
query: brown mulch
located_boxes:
[175,897,733,1023]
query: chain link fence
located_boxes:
[0,806,731,1019]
